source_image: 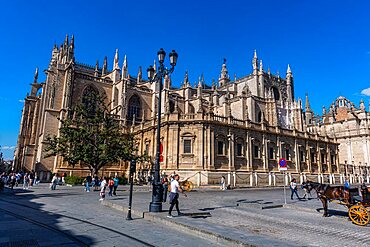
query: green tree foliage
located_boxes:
[45,93,141,175]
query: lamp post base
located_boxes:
[149,202,162,212]
[149,183,163,212]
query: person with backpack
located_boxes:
[108,177,114,196]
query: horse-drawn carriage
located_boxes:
[303,182,370,226]
[347,184,370,226]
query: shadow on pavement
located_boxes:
[0,187,95,246]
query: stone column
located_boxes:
[294,140,299,173]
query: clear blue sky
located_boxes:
[1,0,370,159]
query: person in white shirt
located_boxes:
[167,174,186,218]
[290,178,300,200]
[99,177,107,201]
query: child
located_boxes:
[99,177,107,201]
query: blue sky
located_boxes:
[1,0,370,159]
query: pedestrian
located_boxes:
[29,171,35,187]
[15,173,21,187]
[10,173,16,190]
[301,180,312,199]
[85,174,92,192]
[108,177,114,196]
[61,172,66,185]
[220,176,226,190]
[34,173,40,185]
[23,173,29,190]
[113,175,119,196]
[162,175,169,202]
[344,177,350,190]
[51,174,58,190]
[94,175,100,191]
[290,178,300,200]
[99,177,107,201]
[167,174,187,218]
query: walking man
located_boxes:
[113,175,119,196]
[290,178,300,200]
[167,174,186,218]
[85,174,92,192]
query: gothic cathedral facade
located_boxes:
[14,36,369,185]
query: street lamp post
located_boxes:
[147,48,178,212]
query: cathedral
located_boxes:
[14,36,369,185]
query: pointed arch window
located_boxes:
[127,95,141,121]
[82,85,99,115]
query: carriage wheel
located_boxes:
[186,181,194,192]
[181,181,194,192]
[348,205,369,226]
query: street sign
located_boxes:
[279,158,287,171]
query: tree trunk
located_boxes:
[92,164,99,176]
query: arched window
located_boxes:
[271,87,280,101]
[127,95,141,120]
[82,85,99,115]
[257,111,262,123]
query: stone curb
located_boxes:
[101,200,257,247]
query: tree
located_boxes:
[45,93,141,175]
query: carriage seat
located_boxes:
[352,195,363,203]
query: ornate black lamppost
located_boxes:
[147,48,178,212]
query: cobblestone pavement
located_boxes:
[0,184,223,247]
[103,185,370,247]
[1,184,369,247]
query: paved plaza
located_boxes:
[0,184,369,246]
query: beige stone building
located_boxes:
[312,96,370,184]
[15,36,368,185]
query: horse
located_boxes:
[302,181,350,217]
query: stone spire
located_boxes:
[218,58,230,87]
[305,93,313,125]
[360,99,365,111]
[252,50,258,75]
[68,34,74,61]
[305,93,311,111]
[102,56,108,75]
[94,60,99,77]
[122,55,128,78]
[322,106,327,115]
[197,74,203,98]
[259,59,263,73]
[286,64,292,75]
[33,67,38,83]
[286,64,293,102]
[137,66,142,83]
[153,60,157,72]
[63,34,69,48]
[184,70,189,87]
[113,49,120,70]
